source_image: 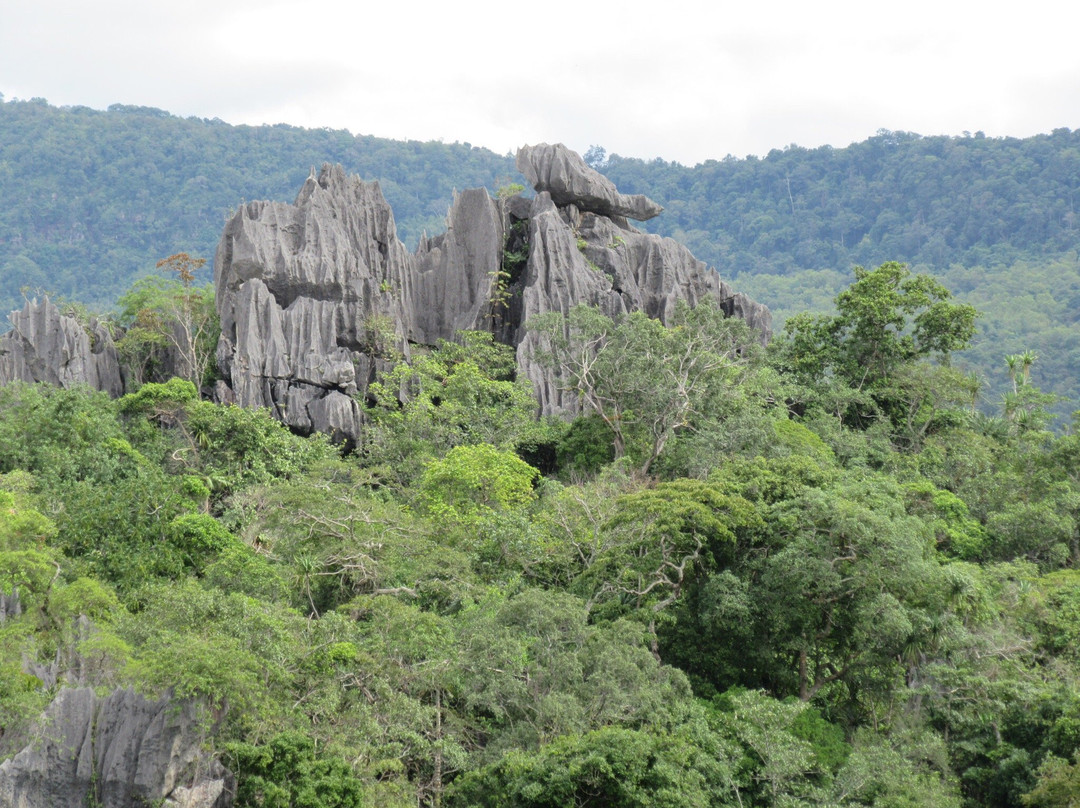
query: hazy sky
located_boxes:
[3,0,1078,166]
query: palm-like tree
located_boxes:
[1005,354,1021,393]
[1019,350,1038,386]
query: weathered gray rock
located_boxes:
[0,297,123,396]
[0,588,20,623]
[516,143,664,221]
[0,687,233,808]
[411,187,506,344]
[511,193,773,413]
[0,145,768,435]
[212,147,770,432]
[214,165,506,444]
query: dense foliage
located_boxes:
[2,264,1079,807]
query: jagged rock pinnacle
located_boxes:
[516,142,664,221]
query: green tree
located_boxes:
[227,732,367,808]
[1023,752,1080,808]
[416,444,539,524]
[446,725,729,808]
[580,479,761,650]
[777,261,977,393]
[530,301,759,475]
[365,331,538,487]
[454,587,695,756]
[115,254,217,388]
[775,262,977,446]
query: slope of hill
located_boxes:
[4,102,1080,808]
[596,131,1080,414]
[598,128,1080,275]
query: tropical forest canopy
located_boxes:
[1,97,1078,413]
[3,258,1080,807]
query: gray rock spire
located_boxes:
[0,297,123,396]
[0,146,769,441]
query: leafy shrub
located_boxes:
[226,732,367,808]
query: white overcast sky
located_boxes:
[2,0,1078,166]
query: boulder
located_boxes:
[516,143,664,221]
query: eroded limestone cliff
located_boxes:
[0,686,232,808]
[0,144,770,443]
[0,297,123,396]
[212,166,507,447]
[213,143,771,440]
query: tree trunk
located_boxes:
[432,688,443,808]
[799,648,809,701]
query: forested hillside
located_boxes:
[598,129,1080,275]
[1,97,1078,412]
[3,265,1080,807]
[0,96,516,312]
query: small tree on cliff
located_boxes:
[116,253,217,388]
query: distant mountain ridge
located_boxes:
[600,127,1080,278]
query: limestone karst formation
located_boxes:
[0,684,232,808]
[0,295,123,397]
[0,144,771,808]
[211,143,771,445]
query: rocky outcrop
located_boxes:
[0,588,20,623]
[516,143,664,221]
[213,166,505,447]
[213,147,771,432]
[0,297,123,396]
[0,687,233,808]
[0,145,768,434]
[0,145,768,437]
[513,191,772,413]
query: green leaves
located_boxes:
[779,261,977,394]
[773,262,979,450]
[587,479,760,618]
[227,732,368,808]
[365,332,538,487]
[447,725,727,808]
[417,444,539,523]
[530,301,760,474]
